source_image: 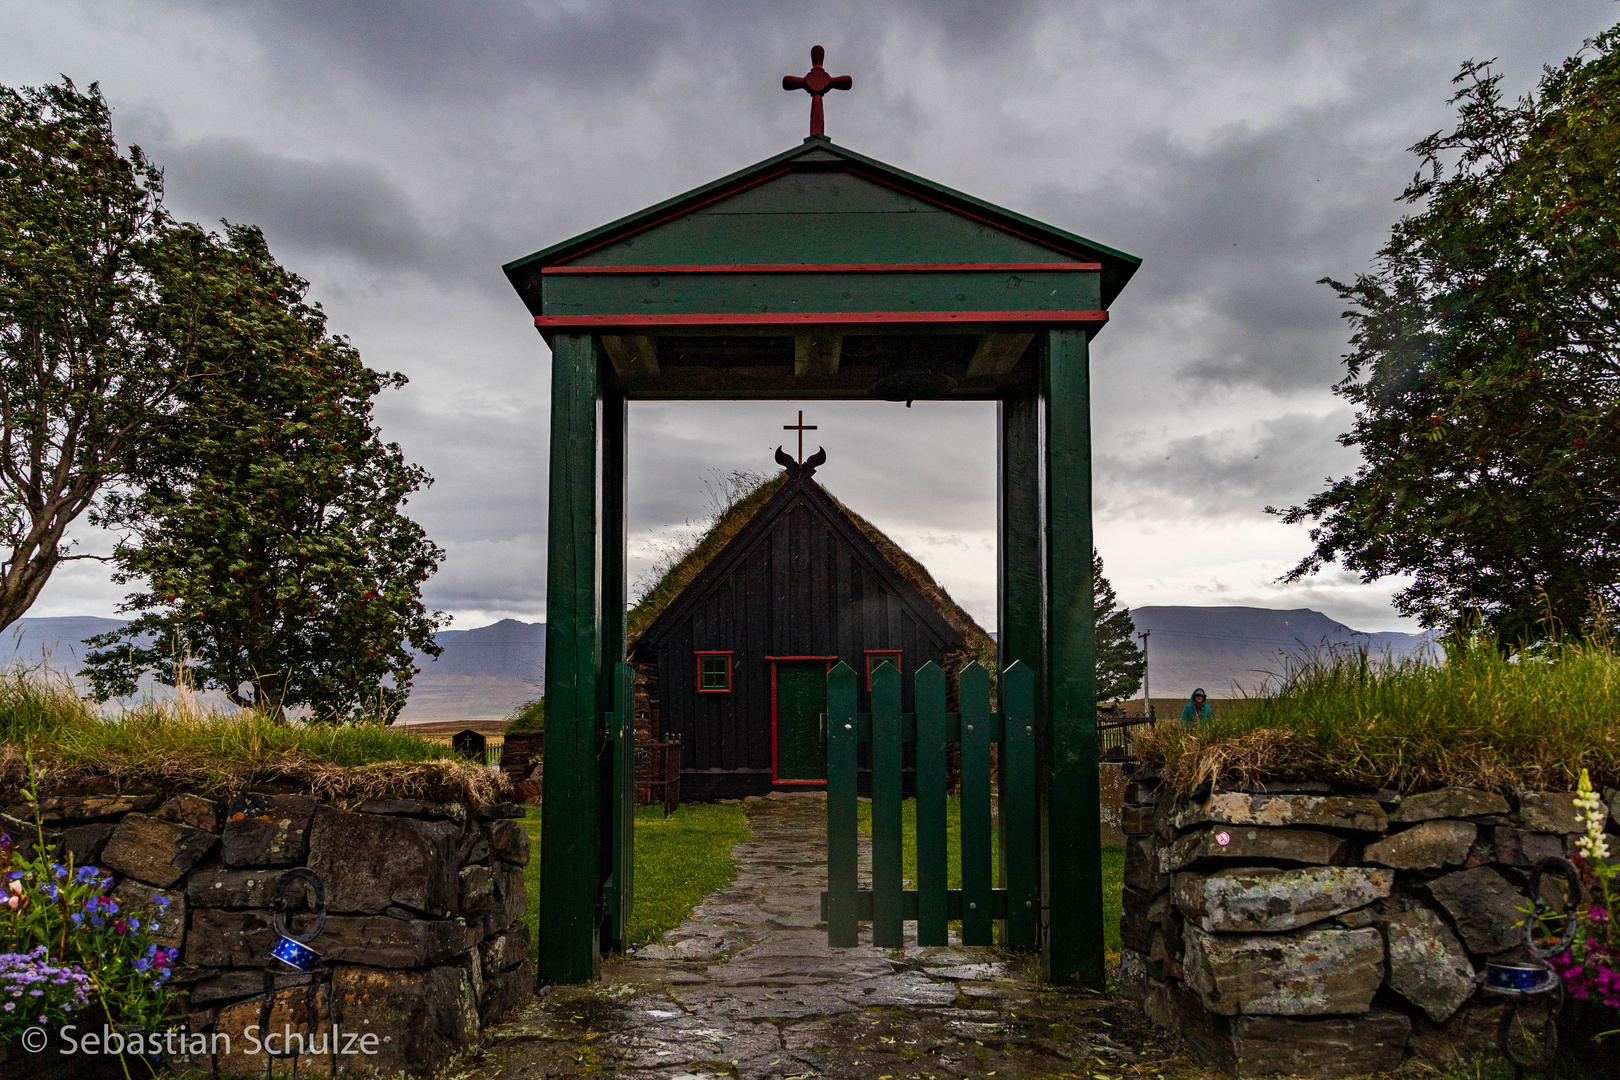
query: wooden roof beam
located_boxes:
[794,333,843,381]
[965,332,1035,384]
[600,334,660,378]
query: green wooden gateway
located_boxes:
[504,129,1139,989]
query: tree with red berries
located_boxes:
[1275,27,1620,642]
[83,222,444,721]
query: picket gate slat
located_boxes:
[913,662,949,946]
[958,662,994,945]
[1000,661,1039,946]
[869,661,905,948]
[826,663,860,947]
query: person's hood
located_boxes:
[1189,688,1207,702]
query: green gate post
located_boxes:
[599,386,629,951]
[539,332,602,984]
[997,387,1043,950]
[1042,328,1103,988]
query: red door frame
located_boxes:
[767,656,837,786]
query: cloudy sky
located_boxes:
[5,1,1615,635]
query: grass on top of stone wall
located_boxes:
[1136,635,1620,798]
[0,669,507,805]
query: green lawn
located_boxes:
[521,801,752,960]
[858,796,1125,953]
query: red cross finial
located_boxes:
[783,409,818,464]
[782,46,852,138]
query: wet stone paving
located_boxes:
[453,793,1174,1080]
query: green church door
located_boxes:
[772,660,830,784]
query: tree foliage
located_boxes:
[0,80,187,631]
[1095,549,1145,702]
[1276,28,1620,641]
[83,223,444,721]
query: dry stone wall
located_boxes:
[11,789,533,1077]
[1118,767,1618,1078]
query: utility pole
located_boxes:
[1138,629,1151,719]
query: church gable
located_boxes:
[632,469,964,657]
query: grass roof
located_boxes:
[628,473,787,644]
[627,471,994,664]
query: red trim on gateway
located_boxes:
[543,262,1102,275]
[535,309,1108,329]
[769,657,837,788]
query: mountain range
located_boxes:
[0,605,1427,721]
[1129,606,1433,699]
[0,616,545,723]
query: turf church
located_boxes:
[629,444,994,801]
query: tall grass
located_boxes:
[1137,637,1620,797]
[0,668,504,804]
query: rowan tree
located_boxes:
[0,79,188,631]
[1094,549,1145,702]
[1275,27,1620,642]
[84,223,444,721]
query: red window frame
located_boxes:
[695,651,733,693]
[864,650,903,690]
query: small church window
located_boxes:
[865,650,902,689]
[696,652,733,693]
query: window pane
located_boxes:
[699,655,730,691]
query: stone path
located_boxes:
[453,792,1180,1080]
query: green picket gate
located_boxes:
[604,661,635,949]
[821,659,1039,948]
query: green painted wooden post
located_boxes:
[997,389,1044,949]
[600,388,629,951]
[606,662,635,947]
[1000,661,1039,943]
[959,661,993,945]
[913,661,948,946]
[870,660,904,948]
[1042,327,1103,988]
[826,662,859,947]
[539,332,601,984]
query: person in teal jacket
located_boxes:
[1181,688,1211,722]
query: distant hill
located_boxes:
[397,619,545,724]
[0,615,546,723]
[1129,606,1434,699]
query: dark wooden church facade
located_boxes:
[630,453,989,801]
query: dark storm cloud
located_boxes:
[151,136,433,264]
[190,0,1054,102]
[1097,409,1359,521]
